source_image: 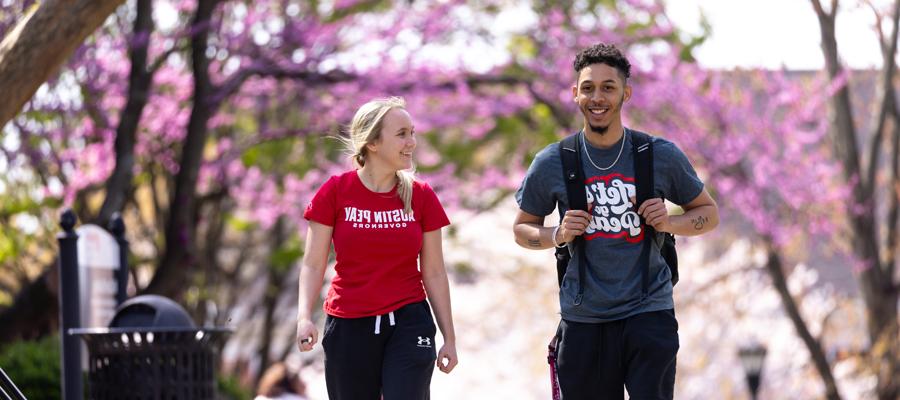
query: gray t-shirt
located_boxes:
[516,129,704,323]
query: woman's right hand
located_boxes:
[296,318,318,352]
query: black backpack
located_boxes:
[553,129,678,295]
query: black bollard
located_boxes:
[108,213,129,306]
[58,209,83,400]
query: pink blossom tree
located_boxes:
[0,0,532,382]
[807,1,900,398]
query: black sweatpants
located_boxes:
[556,309,679,400]
[322,300,437,400]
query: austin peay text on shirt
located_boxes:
[344,206,416,229]
[583,173,644,243]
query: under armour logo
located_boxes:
[417,336,432,347]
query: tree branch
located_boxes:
[255,216,288,385]
[763,240,842,400]
[885,120,899,284]
[147,42,187,76]
[864,0,889,54]
[456,73,572,128]
[811,0,829,19]
[147,165,166,245]
[216,229,255,327]
[11,121,53,190]
[526,84,573,129]
[0,0,126,127]
[97,0,155,227]
[808,1,885,299]
[864,0,900,204]
[211,62,356,110]
[145,0,221,299]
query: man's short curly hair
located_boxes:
[573,43,631,82]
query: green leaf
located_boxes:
[324,0,391,23]
[508,35,538,59]
[226,215,256,232]
[270,237,303,273]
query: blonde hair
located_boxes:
[342,96,415,214]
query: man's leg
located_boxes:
[323,315,385,400]
[623,309,679,400]
[557,319,626,400]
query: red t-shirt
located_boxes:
[303,170,450,318]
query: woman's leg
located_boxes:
[381,301,437,400]
[323,315,386,400]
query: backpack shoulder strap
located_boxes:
[559,133,587,212]
[631,129,654,206]
[630,129,656,299]
[557,133,588,304]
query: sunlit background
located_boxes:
[0,0,897,399]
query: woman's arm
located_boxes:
[420,228,458,373]
[296,221,333,351]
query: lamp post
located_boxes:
[738,343,767,400]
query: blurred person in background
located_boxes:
[255,362,307,400]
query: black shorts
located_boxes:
[322,300,437,400]
[556,309,679,400]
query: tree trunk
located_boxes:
[96,0,155,227]
[0,0,125,128]
[810,2,900,399]
[255,217,288,386]
[0,0,159,347]
[0,268,58,345]
[763,242,842,400]
[144,0,219,299]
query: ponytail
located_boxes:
[396,170,414,215]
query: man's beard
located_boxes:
[588,123,609,135]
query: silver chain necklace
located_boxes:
[581,128,627,171]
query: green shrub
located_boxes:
[0,335,62,400]
[217,373,252,400]
[0,335,249,400]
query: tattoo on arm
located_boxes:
[692,216,709,230]
[527,239,542,247]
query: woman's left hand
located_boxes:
[436,342,458,374]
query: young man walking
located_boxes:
[513,43,719,399]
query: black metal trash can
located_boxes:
[72,295,230,400]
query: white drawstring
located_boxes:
[374,312,397,334]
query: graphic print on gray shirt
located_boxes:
[516,129,704,323]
